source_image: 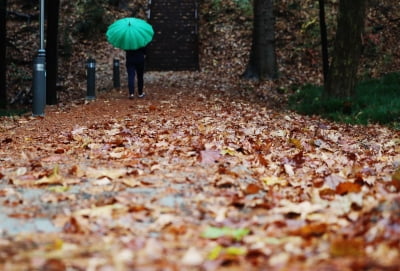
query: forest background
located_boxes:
[3,0,399,108]
[1,1,400,270]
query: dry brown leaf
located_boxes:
[330,237,365,257]
[335,182,362,195]
[244,183,262,195]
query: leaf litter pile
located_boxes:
[1,85,400,270]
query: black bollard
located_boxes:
[113,59,120,89]
[86,57,96,100]
[32,49,46,116]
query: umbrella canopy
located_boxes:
[106,17,154,50]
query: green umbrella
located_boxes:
[106,17,154,50]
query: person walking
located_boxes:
[106,17,153,98]
[125,46,146,99]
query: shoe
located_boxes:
[129,94,135,99]
[138,93,146,98]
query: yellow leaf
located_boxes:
[208,246,223,260]
[35,165,64,185]
[301,17,318,33]
[47,186,70,193]
[198,123,206,133]
[46,239,64,251]
[220,148,237,156]
[261,176,287,186]
[225,246,247,256]
[289,138,302,149]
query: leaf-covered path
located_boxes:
[1,85,400,270]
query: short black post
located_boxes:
[32,49,46,116]
[113,58,120,88]
[86,57,96,100]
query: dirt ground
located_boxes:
[1,81,400,270]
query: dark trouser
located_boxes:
[126,62,144,95]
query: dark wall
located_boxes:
[146,0,199,71]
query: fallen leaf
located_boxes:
[335,182,362,195]
[261,176,287,186]
[391,167,400,190]
[289,138,302,149]
[35,165,64,185]
[284,164,295,176]
[325,174,346,189]
[291,223,328,238]
[208,245,223,260]
[201,226,250,241]
[199,150,221,164]
[85,167,127,179]
[181,247,204,266]
[244,183,262,195]
[330,237,365,257]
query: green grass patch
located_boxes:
[0,107,28,117]
[288,72,400,129]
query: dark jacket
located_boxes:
[126,47,146,65]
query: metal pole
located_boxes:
[32,0,46,116]
[113,59,120,89]
[32,52,46,116]
[86,58,96,100]
[40,0,45,51]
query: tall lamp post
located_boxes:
[32,0,46,116]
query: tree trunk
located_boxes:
[46,0,60,105]
[325,0,367,98]
[0,0,7,108]
[318,0,329,83]
[243,0,277,80]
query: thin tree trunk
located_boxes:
[325,0,367,98]
[243,0,277,80]
[46,0,60,105]
[0,0,7,108]
[318,0,329,83]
